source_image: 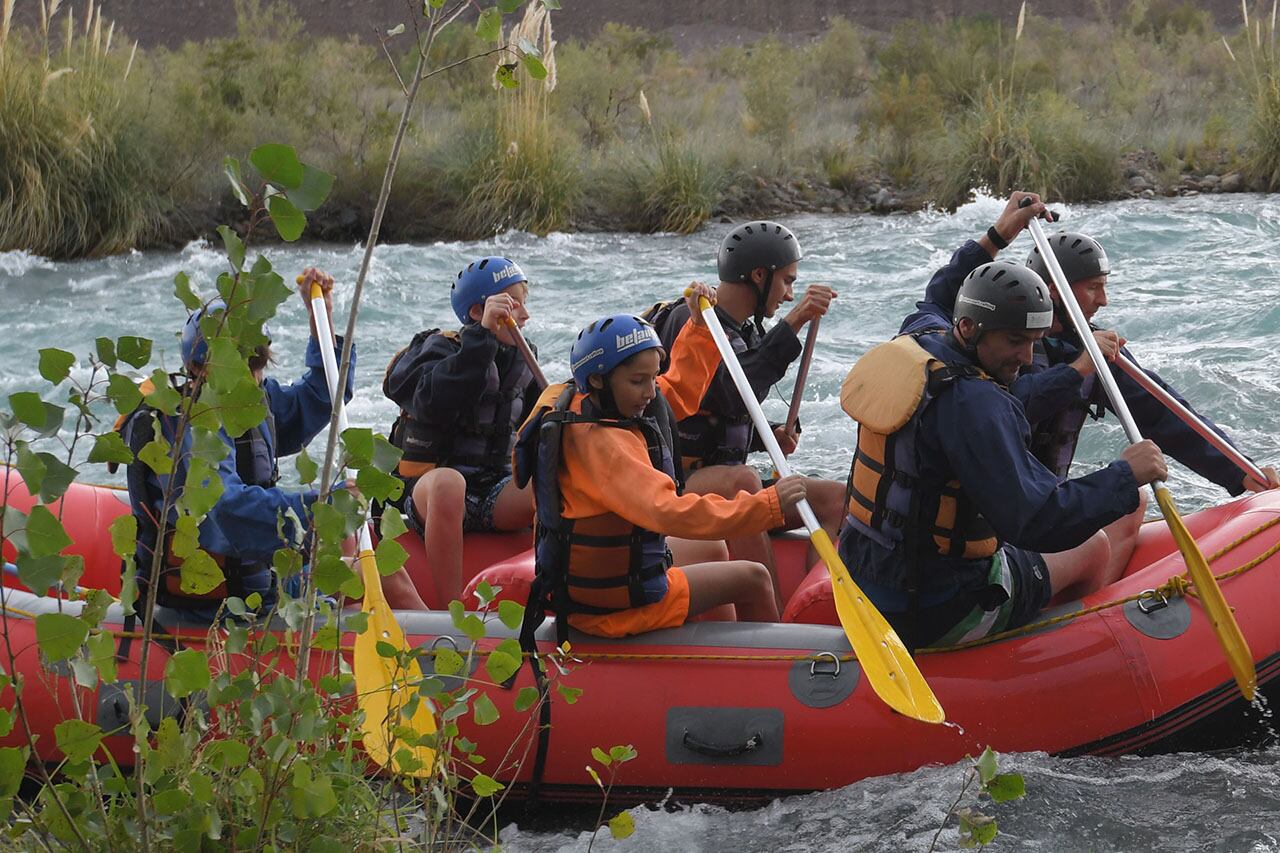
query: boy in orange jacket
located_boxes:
[515,285,807,639]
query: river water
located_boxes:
[3,193,1280,849]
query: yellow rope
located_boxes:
[5,514,1280,666]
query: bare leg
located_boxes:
[489,477,535,531]
[684,464,781,607]
[382,567,429,610]
[684,560,779,623]
[410,468,466,606]
[669,537,736,621]
[1100,488,1148,584]
[1043,530,1112,602]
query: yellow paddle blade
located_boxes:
[809,528,945,723]
[352,549,438,776]
[1153,488,1256,700]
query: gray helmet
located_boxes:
[1025,231,1111,286]
[954,262,1054,340]
[717,221,803,284]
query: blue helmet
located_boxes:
[181,300,271,370]
[569,314,664,392]
[450,256,527,325]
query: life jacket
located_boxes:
[643,300,752,470]
[1027,337,1105,479]
[840,333,1000,572]
[383,328,534,482]
[514,382,680,649]
[118,389,279,610]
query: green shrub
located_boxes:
[861,73,945,186]
[802,16,870,99]
[610,132,725,233]
[741,37,800,148]
[0,26,162,258]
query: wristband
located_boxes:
[986,226,1009,250]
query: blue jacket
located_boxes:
[899,239,1249,493]
[841,331,1139,606]
[146,335,355,564]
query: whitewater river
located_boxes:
[3,193,1280,849]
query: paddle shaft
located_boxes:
[1115,354,1267,486]
[507,320,548,390]
[785,318,819,433]
[697,298,820,532]
[309,286,374,556]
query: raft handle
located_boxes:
[681,730,762,758]
[1138,590,1169,615]
[810,651,842,679]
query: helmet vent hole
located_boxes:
[600,318,614,331]
[744,225,754,234]
[478,259,489,269]
[731,234,743,242]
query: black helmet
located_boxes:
[717,221,803,283]
[717,221,803,331]
[954,262,1054,340]
[1025,231,1111,286]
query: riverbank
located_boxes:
[3,1,1278,257]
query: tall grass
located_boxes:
[0,0,158,258]
[1228,0,1280,189]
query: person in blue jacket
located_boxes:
[899,191,1279,585]
[382,257,540,606]
[120,268,427,617]
[838,261,1170,650]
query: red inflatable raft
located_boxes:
[4,475,1280,803]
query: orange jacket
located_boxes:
[557,319,785,539]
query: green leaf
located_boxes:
[88,431,133,465]
[986,772,1026,803]
[556,684,582,705]
[591,746,611,767]
[540,0,560,8]
[289,765,337,819]
[31,453,77,503]
[520,52,548,79]
[54,719,103,763]
[202,378,268,439]
[170,514,200,559]
[313,554,356,596]
[267,195,306,242]
[0,709,11,739]
[341,427,373,467]
[484,638,522,684]
[498,0,521,11]
[2,506,27,552]
[975,746,998,785]
[9,392,46,430]
[14,443,46,498]
[106,374,143,415]
[190,426,230,465]
[374,538,409,577]
[173,271,203,311]
[87,630,117,684]
[152,788,190,816]
[16,554,67,594]
[142,370,181,416]
[38,349,75,384]
[285,164,335,212]
[472,693,500,726]
[180,551,226,596]
[25,505,72,557]
[177,457,224,516]
[476,7,502,41]
[357,465,403,504]
[495,63,519,88]
[137,436,173,476]
[470,773,504,797]
[218,225,246,272]
[202,740,249,771]
[116,336,152,369]
[371,434,403,474]
[375,641,399,659]
[295,446,318,485]
[434,647,464,677]
[958,810,998,848]
[35,612,88,661]
[249,143,304,188]
[165,649,211,698]
[223,156,251,207]
[380,506,408,541]
[96,337,117,368]
[0,748,29,798]
[609,744,638,763]
[498,599,524,630]
[608,811,636,840]
[272,548,303,580]
[515,686,539,712]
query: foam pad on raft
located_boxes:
[781,562,839,625]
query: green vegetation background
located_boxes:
[5,0,1280,259]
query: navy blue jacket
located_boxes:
[146,335,354,563]
[842,332,1139,605]
[899,239,1249,493]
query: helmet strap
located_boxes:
[752,268,771,336]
